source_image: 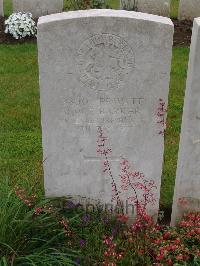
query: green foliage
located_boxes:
[64,0,111,11]
[0,181,79,265]
[170,0,180,19]
[3,0,12,17]
[0,179,200,265]
[0,44,42,193]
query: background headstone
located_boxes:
[120,0,138,11]
[137,0,170,17]
[38,10,173,219]
[121,0,170,17]
[178,0,200,21]
[171,18,200,225]
[13,0,63,18]
[0,0,3,17]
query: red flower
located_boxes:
[155,225,162,231]
[116,253,123,259]
[194,249,200,256]
[163,232,171,239]
[176,254,184,261]
[173,238,181,244]
[117,214,129,223]
[156,253,165,261]
[154,238,162,244]
[34,207,43,215]
[195,228,200,234]
[183,255,190,260]
[166,258,173,265]
[128,237,134,243]
[169,245,178,251]
[138,249,145,255]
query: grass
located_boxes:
[170,0,179,19]
[0,181,80,265]
[0,44,43,193]
[3,0,11,17]
[160,46,189,209]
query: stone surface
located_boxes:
[178,0,200,21]
[0,0,3,17]
[137,0,170,17]
[13,0,63,18]
[120,0,170,17]
[171,18,200,225]
[120,0,138,11]
[38,10,173,219]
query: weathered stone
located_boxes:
[137,0,170,17]
[0,0,3,17]
[38,10,173,219]
[121,0,170,17]
[13,0,63,18]
[171,18,200,225]
[120,0,138,11]
[178,0,200,21]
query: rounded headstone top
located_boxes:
[38,9,173,27]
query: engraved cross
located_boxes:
[83,155,121,162]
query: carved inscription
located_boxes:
[64,96,144,127]
[77,34,135,91]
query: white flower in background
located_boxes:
[4,12,37,39]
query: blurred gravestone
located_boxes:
[179,0,200,21]
[13,0,63,18]
[121,0,170,17]
[137,0,170,17]
[0,0,3,16]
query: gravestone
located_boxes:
[178,0,200,21]
[120,0,170,17]
[13,0,63,18]
[38,10,173,219]
[120,0,138,11]
[137,0,170,17]
[0,0,3,17]
[171,18,200,225]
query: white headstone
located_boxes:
[137,0,170,17]
[38,10,173,219]
[171,18,200,225]
[0,0,3,17]
[13,0,63,18]
[178,0,200,21]
[120,0,170,17]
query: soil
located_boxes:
[159,206,172,225]
[0,16,193,46]
[172,19,193,47]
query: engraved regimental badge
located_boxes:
[77,33,135,91]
